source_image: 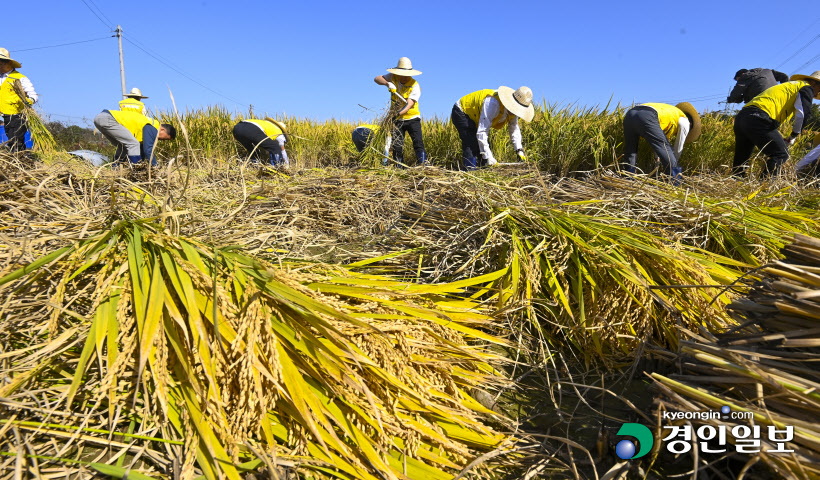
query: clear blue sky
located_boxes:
[7,1,820,127]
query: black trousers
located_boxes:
[232,122,280,161]
[622,106,678,174]
[391,117,426,163]
[451,105,481,167]
[3,114,28,153]
[352,127,374,153]
[733,107,788,175]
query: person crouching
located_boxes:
[622,102,701,181]
[93,109,175,165]
[232,117,289,167]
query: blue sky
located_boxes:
[7,1,820,126]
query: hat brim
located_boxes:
[676,102,702,143]
[386,68,422,76]
[125,95,149,99]
[790,73,820,83]
[2,58,22,69]
[265,117,289,139]
[497,86,535,122]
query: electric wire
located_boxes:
[16,36,112,52]
[85,0,115,28]
[776,33,820,70]
[122,36,249,107]
[78,0,114,30]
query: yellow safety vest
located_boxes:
[459,89,509,129]
[745,81,809,124]
[641,103,686,139]
[0,71,30,115]
[356,124,379,133]
[119,97,145,113]
[392,77,421,120]
[243,119,285,139]
[109,110,160,142]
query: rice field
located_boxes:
[2,104,820,479]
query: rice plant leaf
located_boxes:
[89,463,157,480]
[0,245,73,288]
[66,316,98,406]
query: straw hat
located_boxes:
[498,86,535,122]
[790,71,820,98]
[125,87,148,99]
[676,102,702,143]
[0,48,21,69]
[265,117,289,139]
[386,57,421,76]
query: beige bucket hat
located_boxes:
[125,87,148,99]
[265,117,289,139]
[791,71,820,98]
[498,86,535,122]
[675,102,702,143]
[386,57,421,76]
[0,48,21,69]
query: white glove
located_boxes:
[386,82,397,93]
[787,134,797,146]
[486,157,497,166]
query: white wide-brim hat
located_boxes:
[386,57,421,76]
[125,87,148,99]
[265,117,289,139]
[0,48,21,69]
[498,86,535,122]
[791,71,820,98]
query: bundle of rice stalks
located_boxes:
[0,220,513,479]
[652,234,820,479]
[10,81,56,153]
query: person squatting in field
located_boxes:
[450,86,534,170]
[727,68,790,104]
[352,124,391,161]
[232,117,290,167]
[0,47,38,153]
[732,70,820,177]
[621,102,702,182]
[374,57,428,166]
[119,87,149,115]
[93,108,176,165]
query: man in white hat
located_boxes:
[622,102,701,181]
[733,71,820,176]
[450,87,534,170]
[374,57,428,166]
[93,108,176,165]
[0,47,38,153]
[120,87,148,115]
[232,117,290,167]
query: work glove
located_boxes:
[787,133,798,146]
[386,82,397,93]
[516,149,527,162]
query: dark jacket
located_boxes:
[727,68,790,104]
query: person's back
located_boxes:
[728,68,790,104]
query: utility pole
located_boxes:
[116,25,126,96]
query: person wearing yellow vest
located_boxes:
[351,124,390,158]
[0,48,38,153]
[622,102,701,181]
[119,87,148,115]
[93,109,176,165]
[374,57,428,166]
[232,118,289,167]
[451,86,534,170]
[733,71,820,176]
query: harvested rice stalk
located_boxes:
[11,80,56,153]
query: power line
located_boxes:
[776,33,820,70]
[769,17,820,65]
[16,36,112,52]
[78,0,114,29]
[122,36,249,107]
[85,0,115,28]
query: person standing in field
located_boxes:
[374,57,428,166]
[232,117,290,167]
[621,102,701,181]
[94,108,176,165]
[352,124,390,158]
[727,68,790,104]
[0,47,38,153]
[450,86,534,170]
[119,88,149,115]
[732,71,820,176]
